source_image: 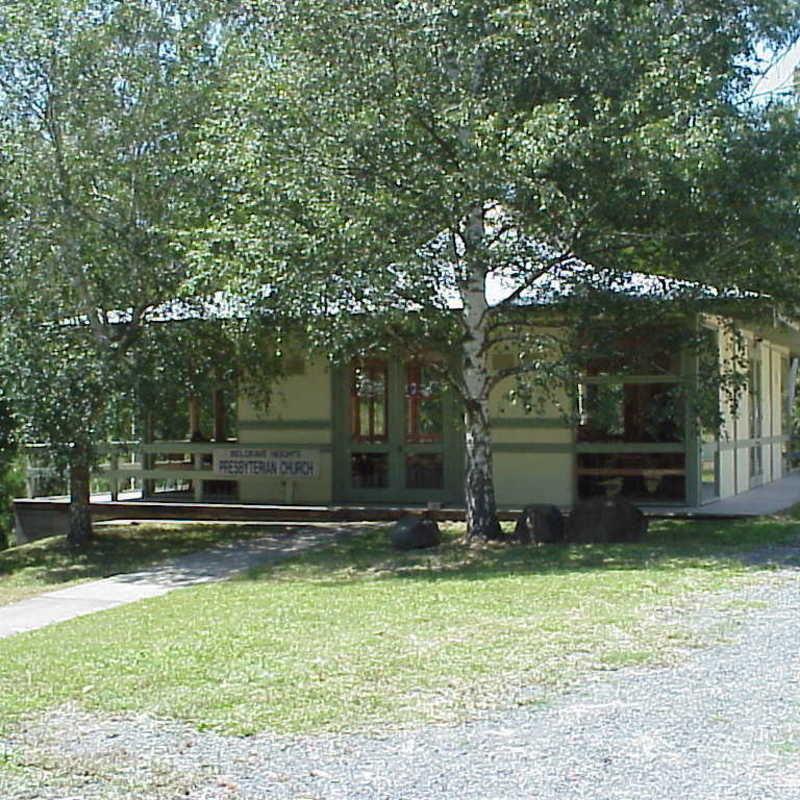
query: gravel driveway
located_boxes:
[2,555,799,799]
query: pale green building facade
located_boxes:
[126,312,799,511]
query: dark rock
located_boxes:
[390,515,441,550]
[512,504,565,545]
[566,497,648,544]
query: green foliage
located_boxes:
[0,396,23,549]
[135,315,285,432]
[195,1,800,536]
[0,322,127,472]
[0,2,797,541]
[0,462,25,550]
[0,1,269,539]
[208,0,800,313]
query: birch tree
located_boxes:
[199,0,800,540]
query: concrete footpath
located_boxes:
[0,525,351,639]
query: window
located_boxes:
[749,343,763,484]
[405,363,443,443]
[701,454,719,502]
[405,453,443,490]
[697,326,722,442]
[582,326,682,377]
[351,453,389,488]
[781,355,792,435]
[352,360,388,443]
[749,345,763,440]
[577,382,683,443]
[576,325,686,503]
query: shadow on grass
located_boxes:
[3,516,799,596]
[244,516,800,587]
[0,522,298,591]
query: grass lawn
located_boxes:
[0,515,798,737]
[0,521,295,606]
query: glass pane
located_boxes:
[701,455,718,502]
[784,439,800,472]
[582,326,682,376]
[781,355,791,435]
[698,327,721,442]
[405,453,444,490]
[750,446,763,480]
[351,453,389,489]
[359,400,371,439]
[405,364,443,443]
[577,382,683,443]
[202,480,239,502]
[749,348,762,439]
[352,361,388,442]
[577,452,685,501]
[577,383,624,439]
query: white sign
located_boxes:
[214,448,320,479]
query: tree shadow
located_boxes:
[242,517,800,588]
[0,522,306,591]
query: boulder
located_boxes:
[512,504,565,545]
[566,497,648,544]
[390,515,441,550]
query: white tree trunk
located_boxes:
[459,206,501,541]
[463,391,500,541]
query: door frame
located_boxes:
[332,356,463,505]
